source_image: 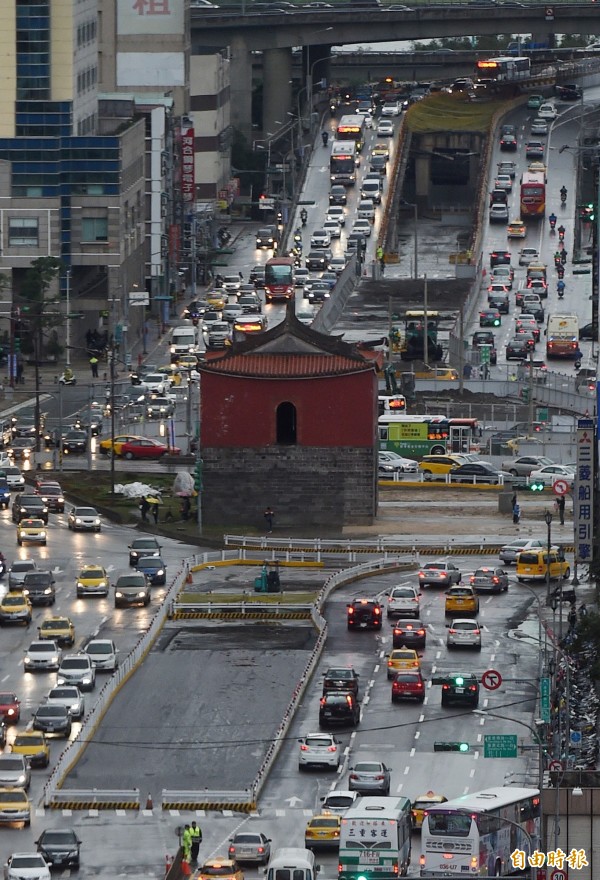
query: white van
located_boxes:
[171,325,200,356]
[265,848,319,880]
[360,179,381,204]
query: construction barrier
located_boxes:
[47,789,141,810]
[171,608,312,620]
[162,799,256,813]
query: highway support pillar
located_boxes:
[263,47,293,140]
[230,35,254,141]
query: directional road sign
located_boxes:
[541,676,550,722]
[484,734,518,758]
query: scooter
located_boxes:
[330,103,336,118]
[557,264,565,279]
[561,189,567,205]
[557,280,565,298]
[558,228,565,243]
[58,371,76,385]
[549,216,557,231]
[300,211,307,228]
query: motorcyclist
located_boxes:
[557,263,565,279]
[548,212,557,229]
[561,248,568,265]
[300,208,307,227]
[330,103,336,118]
[63,367,73,383]
[294,227,302,242]
[322,130,329,147]
[554,250,562,267]
[557,224,565,239]
[557,279,565,297]
[560,185,567,203]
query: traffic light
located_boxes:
[434,742,470,753]
[194,459,203,493]
[579,203,595,222]
[529,480,545,492]
[13,336,20,353]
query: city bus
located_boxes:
[330,140,357,185]
[378,414,480,458]
[339,796,412,880]
[264,256,294,304]
[546,313,579,358]
[520,170,546,218]
[420,786,541,877]
[475,56,531,81]
[336,115,366,152]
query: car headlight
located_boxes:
[76,582,84,588]
[16,774,25,784]
[24,657,32,665]
[115,591,123,598]
[156,569,164,576]
[99,581,106,588]
[57,676,66,684]
[94,519,100,526]
[138,591,146,597]
[82,676,91,684]
[43,587,51,594]
[40,532,46,538]
[75,518,82,524]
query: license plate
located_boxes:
[359,854,379,864]
[359,622,367,628]
[455,687,464,694]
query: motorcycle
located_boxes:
[300,211,307,228]
[549,215,557,231]
[293,230,302,244]
[558,228,565,243]
[58,370,76,385]
[561,188,567,205]
[557,264,565,279]
[330,103,336,118]
[557,281,565,299]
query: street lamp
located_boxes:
[473,708,546,793]
[544,509,553,607]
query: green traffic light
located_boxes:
[530,481,544,492]
[458,742,469,753]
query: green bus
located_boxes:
[378,414,479,459]
[338,796,412,880]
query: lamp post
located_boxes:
[544,509,553,607]
[473,709,545,794]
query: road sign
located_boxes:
[545,5,554,17]
[129,290,149,306]
[484,734,518,758]
[258,197,275,210]
[550,870,567,880]
[541,676,550,722]
[549,759,564,771]
[552,479,569,496]
[570,730,582,748]
[481,669,502,690]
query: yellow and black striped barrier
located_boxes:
[171,609,312,620]
[163,800,256,812]
[49,798,140,810]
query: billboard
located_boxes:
[574,417,595,564]
[117,0,184,35]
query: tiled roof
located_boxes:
[201,353,374,377]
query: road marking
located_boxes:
[485,597,492,604]
[483,697,489,708]
[470,768,476,777]
[368,679,375,688]
[435,650,441,660]
[474,751,480,760]
[476,733,482,743]
[479,716,485,726]
[363,695,370,706]
[374,665,380,674]
[419,714,425,722]
[0,675,8,683]
[490,653,496,662]
[409,747,416,757]
[463,786,470,794]
[431,664,436,674]
[396,782,404,793]
[404,765,410,774]
[344,746,350,756]
[169,810,180,816]
[414,731,420,740]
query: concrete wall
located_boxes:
[201,445,377,528]
[190,52,231,200]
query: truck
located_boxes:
[546,313,579,359]
[338,796,412,880]
[170,324,203,357]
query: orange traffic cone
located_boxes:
[146,792,153,810]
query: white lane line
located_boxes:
[435,650,441,660]
[470,768,476,777]
[0,675,8,682]
[368,679,375,688]
[410,748,416,757]
[396,783,404,793]
[479,717,486,726]
[476,734,483,743]
[474,751,480,760]
[404,765,410,774]
[490,653,496,662]
[483,697,489,708]
[414,731,420,740]
[374,665,380,674]
[419,714,425,722]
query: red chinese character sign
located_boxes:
[574,419,595,564]
[117,0,184,34]
[181,126,196,205]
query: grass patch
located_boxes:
[406,92,509,134]
[179,590,319,604]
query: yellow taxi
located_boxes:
[0,592,32,626]
[372,142,390,160]
[528,160,547,175]
[178,353,199,370]
[526,263,547,282]
[387,648,420,680]
[418,454,472,479]
[11,731,50,767]
[304,812,341,850]
[0,787,31,826]
[99,434,144,456]
[206,291,228,310]
[198,859,244,880]
[413,367,459,381]
[444,586,479,616]
[76,565,109,598]
[17,518,47,546]
[157,364,182,386]
[411,792,448,829]
[507,219,526,239]
[38,616,75,647]
[516,549,571,583]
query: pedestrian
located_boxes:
[139,497,150,522]
[181,496,191,521]
[463,363,472,379]
[557,495,565,525]
[181,824,192,866]
[151,502,159,524]
[568,604,577,628]
[512,501,520,525]
[511,492,517,511]
[376,245,385,272]
[16,362,23,384]
[579,602,588,617]
[189,821,202,862]
[482,362,490,380]
[89,356,99,378]
[264,506,274,533]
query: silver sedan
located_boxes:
[348,761,391,795]
[446,618,482,650]
[228,832,271,865]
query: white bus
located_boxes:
[339,796,412,880]
[546,313,579,359]
[330,141,357,185]
[420,786,541,877]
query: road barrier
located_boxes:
[171,603,313,620]
[162,791,256,812]
[48,789,141,810]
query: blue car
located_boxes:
[134,555,167,586]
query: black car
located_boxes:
[249,265,266,286]
[489,250,511,268]
[472,331,497,364]
[36,829,81,869]
[255,225,278,248]
[322,667,360,696]
[392,619,427,649]
[11,494,49,524]
[500,124,516,137]
[441,673,479,707]
[319,691,360,728]
[450,463,510,485]
[9,437,36,461]
[329,185,347,205]
[506,336,531,359]
[308,285,331,304]
[557,84,582,100]
[347,599,383,631]
[22,571,56,607]
[500,134,517,151]
[0,479,10,510]
[62,430,87,454]
[306,250,330,271]
[525,141,544,159]
[238,293,262,314]
[369,155,387,175]
[128,537,161,566]
[487,292,510,314]
[32,704,72,737]
[579,322,595,340]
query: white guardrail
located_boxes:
[44,552,416,808]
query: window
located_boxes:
[276,401,296,445]
[8,217,39,245]
[81,217,107,242]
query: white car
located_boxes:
[495,174,512,192]
[499,538,547,564]
[294,267,310,287]
[378,451,418,473]
[8,559,37,590]
[139,372,170,394]
[538,103,557,120]
[531,118,549,136]
[45,685,84,720]
[221,274,242,294]
[326,206,345,226]
[320,790,359,814]
[310,229,331,248]
[381,100,401,116]
[519,247,539,266]
[529,464,575,486]
[222,302,243,323]
[377,119,394,136]
[357,199,376,220]
[298,733,341,770]
[296,308,315,326]
[323,219,342,239]
[3,465,25,491]
[84,638,119,672]
[353,219,372,238]
[5,853,51,880]
[24,640,62,672]
[446,618,482,650]
[385,585,420,618]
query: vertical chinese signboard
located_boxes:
[574,418,595,564]
[181,126,195,205]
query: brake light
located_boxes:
[300,744,309,751]
[473,630,480,635]
[449,628,456,634]
[469,576,475,583]
[388,660,394,667]
[442,684,449,690]
[229,847,235,854]
[347,607,354,615]
[320,697,326,706]
[417,629,425,635]
[327,745,337,752]
[346,695,352,706]
[375,775,385,781]
[374,607,381,615]
[419,856,425,867]
[416,681,423,688]
[469,685,477,692]
[492,576,499,583]
[349,773,358,781]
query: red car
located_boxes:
[0,692,20,723]
[391,671,425,703]
[118,438,181,460]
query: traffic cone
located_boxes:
[146,792,153,810]
[186,570,193,584]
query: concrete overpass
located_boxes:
[192,3,600,135]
